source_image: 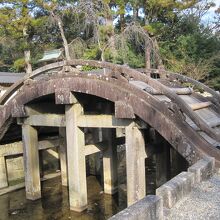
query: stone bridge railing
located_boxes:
[110,156,215,220]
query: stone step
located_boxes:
[189,101,212,111]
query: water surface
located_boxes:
[0,176,125,220]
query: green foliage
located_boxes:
[0,0,219,92]
[83,46,101,60]
[69,38,86,59]
[13,58,26,72]
[116,44,145,68]
[81,66,100,71]
[159,13,220,85]
[144,22,164,35]
[99,25,114,41]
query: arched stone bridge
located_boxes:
[0,59,220,212]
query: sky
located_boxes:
[202,0,219,23]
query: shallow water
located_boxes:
[0,147,160,220]
[0,175,125,220]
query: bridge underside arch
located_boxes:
[1,72,219,212]
[0,74,212,164]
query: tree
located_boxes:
[0,0,47,73]
[0,0,219,90]
[77,0,116,63]
[40,1,77,61]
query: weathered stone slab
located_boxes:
[177,172,195,194]
[188,156,215,183]
[65,103,87,212]
[156,171,194,209]
[22,125,41,200]
[0,156,8,188]
[156,179,181,209]
[125,125,146,206]
[103,128,118,195]
[11,103,27,118]
[55,89,77,104]
[6,156,24,182]
[115,101,135,119]
[0,172,60,196]
[109,195,163,220]
[59,128,67,186]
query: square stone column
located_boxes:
[59,127,68,186]
[0,156,8,188]
[22,124,41,200]
[156,140,171,188]
[65,103,87,212]
[126,124,146,206]
[103,128,118,194]
[87,128,102,176]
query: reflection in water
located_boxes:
[0,176,124,220]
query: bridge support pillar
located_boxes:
[88,128,102,176]
[0,156,8,188]
[170,147,188,177]
[59,128,68,186]
[65,103,87,212]
[22,124,41,200]
[103,128,118,194]
[156,141,170,187]
[39,150,44,178]
[126,124,146,206]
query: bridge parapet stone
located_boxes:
[188,156,215,183]
[156,171,194,209]
[156,156,215,209]
[109,195,163,220]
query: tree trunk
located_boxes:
[51,11,71,61]
[133,6,139,22]
[106,16,117,63]
[57,19,71,61]
[23,27,32,76]
[120,13,125,31]
[153,37,164,70]
[24,50,32,76]
[145,41,151,70]
[101,49,107,75]
[144,2,150,26]
[144,13,150,26]
[106,16,113,26]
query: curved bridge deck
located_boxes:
[0,59,220,212]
